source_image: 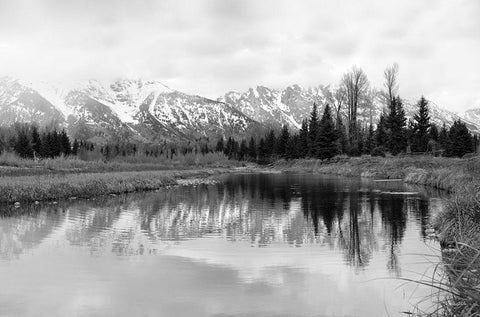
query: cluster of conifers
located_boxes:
[216,96,477,162]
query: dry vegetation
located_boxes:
[0,151,242,203]
[0,168,232,203]
[0,151,237,176]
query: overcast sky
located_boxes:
[0,0,479,111]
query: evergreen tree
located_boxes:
[375,111,388,149]
[51,130,61,157]
[286,134,300,159]
[446,120,473,157]
[14,130,33,158]
[31,126,42,158]
[308,103,320,155]
[298,119,309,158]
[276,125,290,158]
[429,124,439,142]
[215,137,224,153]
[438,123,448,150]
[72,139,80,156]
[405,119,415,152]
[248,137,257,160]
[41,132,53,158]
[411,96,430,152]
[257,138,267,163]
[315,104,338,160]
[265,130,276,158]
[239,139,247,160]
[386,96,407,155]
[60,129,71,155]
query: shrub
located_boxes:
[371,147,386,157]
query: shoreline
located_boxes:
[0,167,252,205]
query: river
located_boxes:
[0,173,446,317]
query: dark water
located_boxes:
[0,173,445,317]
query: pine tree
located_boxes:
[31,126,42,158]
[298,119,309,158]
[265,130,276,158]
[248,137,257,160]
[315,104,338,160]
[60,129,71,155]
[429,124,439,142]
[72,139,80,156]
[276,125,290,158]
[51,130,61,157]
[239,139,247,160]
[286,134,300,159]
[439,123,448,150]
[411,96,430,152]
[375,111,388,149]
[446,120,473,157]
[387,96,407,155]
[14,130,33,158]
[257,138,267,163]
[215,137,224,153]
[308,103,320,155]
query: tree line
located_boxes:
[0,64,476,162]
[215,96,476,162]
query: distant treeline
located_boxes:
[0,123,218,161]
[217,96,477,163]
[0,95,476,163]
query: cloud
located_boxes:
[0,0,479,110]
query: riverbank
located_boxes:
[0,152,239,177]
[274,155,480,316]
[0,167,244,204]
[273,156,480,192]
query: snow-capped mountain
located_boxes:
[220,85,325,130]
[463,108,480,129]
[0,77,259,143]
[1,77,478,143]
[221,85,480,133]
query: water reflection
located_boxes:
[0,173,445,317]
[1,174,442,266]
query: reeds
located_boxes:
[0,151,237,176]
[0,168,229,203]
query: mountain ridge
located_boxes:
[1,77,479,144]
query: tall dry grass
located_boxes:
[0,168,229,203]
[0,151,237,176]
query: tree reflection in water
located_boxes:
[0,173,437,270]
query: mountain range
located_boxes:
[0,77,478,143]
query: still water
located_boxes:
[0,173,445,317]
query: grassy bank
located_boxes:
[0,151,238,177]
[275,155,480,316]
[0,168,235,204]
[273,155,480,192]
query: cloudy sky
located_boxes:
[0,0,479,111]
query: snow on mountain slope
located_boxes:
[0,77,260,142]
[221,84,480,133]
[463,107,480,132]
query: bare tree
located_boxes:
[341,66,370,140]
[383,63,399,106]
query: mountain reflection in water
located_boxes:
[0,173,444,317]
